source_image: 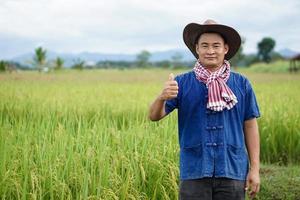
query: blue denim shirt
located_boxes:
[165,71,260,181]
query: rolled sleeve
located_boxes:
[244,79,260,121]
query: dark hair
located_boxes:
[194,32,227,45]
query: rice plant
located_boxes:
[0,69,299,199]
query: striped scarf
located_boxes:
[193,60,238,111]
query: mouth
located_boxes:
[205,57,216,60]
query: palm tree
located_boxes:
[33,47,47,72]
[54,57,64,70]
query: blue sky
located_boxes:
[0,0,299,59]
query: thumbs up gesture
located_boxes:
[159,73,179,101]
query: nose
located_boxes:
[207,47,215,54]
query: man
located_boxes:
[149,19,260,200]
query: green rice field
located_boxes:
[1,69,300,199]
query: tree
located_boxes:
[0,61,18,72]
[33,46,47,72]
[54,57,64,70]
[155,60,171,69]
[243,54,260,66]
[257,37,276,63]
[136,50,151,67]
[71,59,85,70]
[0,60,8,72]
[230,37,245,68]
[171,52,183,68]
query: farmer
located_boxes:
[149,19,260,200]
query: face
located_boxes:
[196,33,229,70]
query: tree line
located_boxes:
[0,36,279,72]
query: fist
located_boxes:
[159,73,179,101]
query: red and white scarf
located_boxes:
[193,60,238,111]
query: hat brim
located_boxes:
[183,23,241,60]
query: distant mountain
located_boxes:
[278,48,299,58]
[11,51,136,67]
[10,49,195,67]
[10,48,299,68]
[150,49,194,61]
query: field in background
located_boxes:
[1,69,300,199]
[246,60,292,73]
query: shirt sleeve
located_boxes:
[165,76,180,115]
[244,79,260,121]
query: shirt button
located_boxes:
[212,126,217,130]
[213,143,217,146]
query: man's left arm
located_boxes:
[244,117,260,199]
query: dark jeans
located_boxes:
[179,177,245,200]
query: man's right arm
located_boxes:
[148,73,179,121]
[148,96,168,121]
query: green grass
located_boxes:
[259,165,300,200]
[246,60,293,73]
[0,69,300,199]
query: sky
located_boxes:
[0,0,299,59]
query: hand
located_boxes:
[159,73,179,101]
[245,168,260,199]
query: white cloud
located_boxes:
[0,0,299,58]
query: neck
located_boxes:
[205,65,222,72]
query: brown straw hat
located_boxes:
[183,19,241,60]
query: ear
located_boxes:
[196,44,199,54]
[224,44,229,54]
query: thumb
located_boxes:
[169,73,175,81]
